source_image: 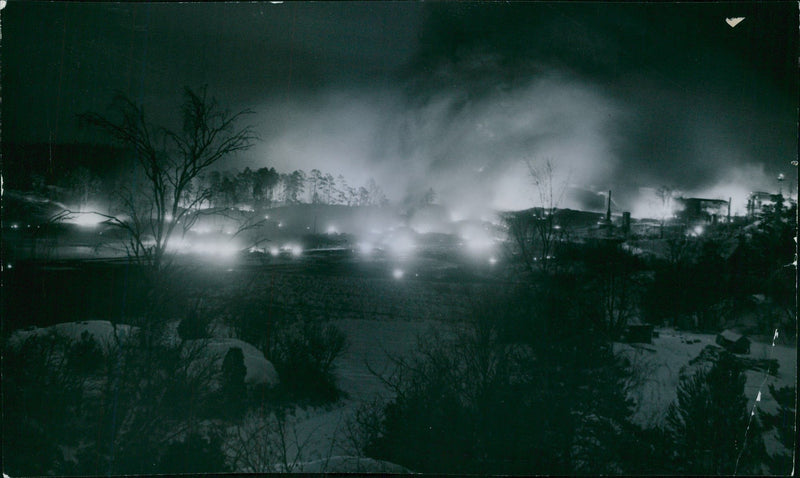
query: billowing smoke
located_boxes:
[248,67,623,219]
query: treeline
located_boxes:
[195,167,388,209]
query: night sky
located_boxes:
[2,2,797,216]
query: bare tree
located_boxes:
[506,159,569,275]
[655,185,676,238]
[79,87,256,272]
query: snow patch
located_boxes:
[8,320,135,349]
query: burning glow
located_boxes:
[357,241,374,255]
[166,236,239,258]
[65,211,105,228]
[282,243,303,256]
[386,233,415,256]
[393,268,404,279]
[269,246,280,256]
[692,225,704,236]
[326,225,338,234]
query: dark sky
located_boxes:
[2,1,797,215]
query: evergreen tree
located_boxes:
[665,352,767,474]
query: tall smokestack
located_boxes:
[606,190,612,222]
[727,197,731,223]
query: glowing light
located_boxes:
[393,268,404,279]
[283,243,302,257]
[264,215,270,220]
[269,247,280,256]
[278,222,284,228]
[66,212,105,228]
[165,213,173,222]
[489,256,497,265]
[387,234,415,256]
[326,225,338,234]
[7,263,12,269]
[357,242,374,255]
[465,236,494,253]
[10,223,19,229]
[449,210,464,222]
[693,225,704,236]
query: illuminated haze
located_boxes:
[3,2,796,218]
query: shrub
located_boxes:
[361,299,635,475]
[158,431,229,473]
[221,346,247,418]
[2,333,88,475]
[66,330,105,374]
[270,318,347,402]
[177,300,210,340]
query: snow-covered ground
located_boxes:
[615,327,797,458]
[6,316,794,472]
[247,318,450,466]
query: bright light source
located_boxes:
[66,212,105,228]
[357,242,374,255]
[10,223,18,229]
[489,256,497,265]
[6,263,12,269]
[393,268,404,279]
[265,215,270,219]
[269,247,280,256]
[326,225,338,234]
[387,235,415,256]
[165,213,173,222]
[693,225,704,236]
[283,243,302,257]
[466,236,494,253]
[278,222,284,228]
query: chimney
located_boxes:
[727,197,731,223]
[606,190,612,222]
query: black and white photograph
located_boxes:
[1,1,797,475]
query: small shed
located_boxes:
[715,330,751,354]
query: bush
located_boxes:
[67,330,105,374]
[158,431,229,473]
[2,333,89,475]
[221,346,247,418]
[270,318,347,402]
[665,351,767,474]
[361,298,635,474]
[177,300,210,340]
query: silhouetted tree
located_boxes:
[665,351,767,474]
[80,86,256,272]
